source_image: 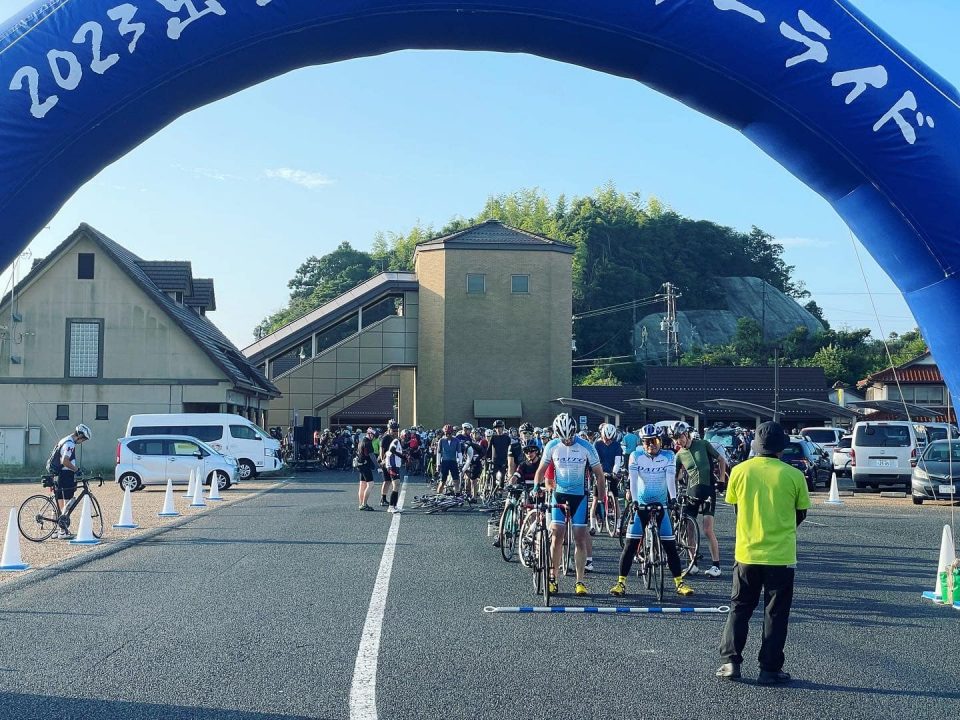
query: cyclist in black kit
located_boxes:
[487,419,513,489]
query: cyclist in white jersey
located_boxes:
[535,413,604,596]
[610,424,694,598]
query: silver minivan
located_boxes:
[115,434,237,491]
[851,421,925,491]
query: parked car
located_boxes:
[920,422,959,443]
[800,426,845,451]
[850,421,926,491]
[126,413,282,480]
[832,435,853,477]
[115,435,237,491]
[911,440,960,504]
[781,439,832,491]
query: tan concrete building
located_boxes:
[0,224,278,468]
[244,220,573,429]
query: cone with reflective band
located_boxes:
[113,486,139,528]
[184,467,195,498]
[934,524,957,598]
[69,495,100,545]
[207,472,223,501]
[158,478,179,517]
[824,472,843,505]
[190,477,206,507]
[0,508,29,571]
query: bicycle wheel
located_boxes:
[532,529,543,596]
[619,503,634,549]
[17,494,59,542]
[650,530,665,602]
[675,514,700,577]
[604,490,620,537]
[88,494,105,539]
[539,527,551,606]
[643,524,655,590]
[518,511,537,568]
[498,504,516,562]
[561,519,573,576]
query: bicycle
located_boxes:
[18,473,105,542]
[671,494,701,577]
[497,483,531,562]
[521,499,568,606]
[622,501,667,602]
[590,472,620,538]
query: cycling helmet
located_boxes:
[639,423,658,439]
[552,413,577,440]
[493,419,505,429]
[523,441,541,454]
[388,419,399,430]
[75,423,92,440]
[600,423,617,441]
[442,424,454,435]
[519,422,534,433]
[366,427,375,435]
[485,429,494,438]
[578,430,590,440]
[672,421,691,437]
[461,422,473,432]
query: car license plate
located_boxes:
[938,485,957,495]
[874,459,894,468]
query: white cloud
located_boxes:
[774,236,832,248]
[174,164,243,182]
[264,167,335,190]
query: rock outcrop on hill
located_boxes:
[634,277,823,363]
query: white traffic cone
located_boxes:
[69,495,100,545]
[184,467,196,499]
[190,478,206,508]
[823,472,844,505]
[159,478,179,517]
[113,486,139,529]
[207,472,223,501]
[0,508,29,571]
[934,524,957,599]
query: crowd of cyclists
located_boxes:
[341,413,732,600]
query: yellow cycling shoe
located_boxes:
[609,580,626,597]
[574,581,588,596]
[548,578,559,594]
[675,578,695,597]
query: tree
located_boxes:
[576,366,622,386]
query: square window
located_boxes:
[77,253,95,280]
[467,274,485,295]
[511,274,529,294]
[56,404,69,421]
[67,319,102,378]
[95,404,109,420]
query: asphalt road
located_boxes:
[0,472,957,719]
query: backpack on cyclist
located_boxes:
[45,439,66,475]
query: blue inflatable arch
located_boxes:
[2,0,959,399]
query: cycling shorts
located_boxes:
[55,471,77,501]
[438,460,459,482]
[626,506,674,541]
[686,484,716,517]
[552,492,588,527]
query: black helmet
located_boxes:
[388,419,399,430]
[519,422,534,433]
[493,419,505,429]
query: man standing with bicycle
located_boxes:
[609,424,694,598]
[50,424,91,539]
[535,413,604,597]
[716,421,809,685]
[673,421,726,577]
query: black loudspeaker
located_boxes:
[301,416,322,435]
[293,427,312,446]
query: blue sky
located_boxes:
[0,1,955,349]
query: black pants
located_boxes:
[719,563,795,671]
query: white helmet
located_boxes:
[672,421,691,437]
[75,423,92,440]
[552,413,577,441]
[461,422,473,432]
[600,423,617,440]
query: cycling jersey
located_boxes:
[628,449,678,506]
[437,437,460,464]
[488,434,512,466]
[512,460,539,484]
[542,437,600,496]
[594,439,623,474]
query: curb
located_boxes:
[0,479,289,598]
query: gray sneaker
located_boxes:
[704,565,722,577]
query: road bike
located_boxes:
[622,501,667,602]
[521,499,569,607]
[18,473,105,542]
[497,483,532,562]
[671,494,701,577]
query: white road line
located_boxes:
[349,480,407,720]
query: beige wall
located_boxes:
[415,247,572,427]
[0,232,251,467]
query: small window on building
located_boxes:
[56,404,69,421]
[77,253,95,280]
[66,319,102,378]
[95,404,109,420]
[467,274,486,295]
[511,274,529,294]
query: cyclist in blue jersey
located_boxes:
[435,424,461,494]
[591,423,624,539]
[610,424,695,598]
[622,426,639,457]
[535,413,604,596]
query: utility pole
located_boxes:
[660,282,681,366]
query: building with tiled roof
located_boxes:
[244,219,574,429]
[0,224,278,467]
[858,351,953,420]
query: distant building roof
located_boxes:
[860,351,941,386]
[136,260,194,293]
[414,219,574,257]
[5,224,276,398]
[185,278,216,311]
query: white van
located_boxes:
[125,413,282,480]
[800,426,845,451]
[850,420,926,491]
